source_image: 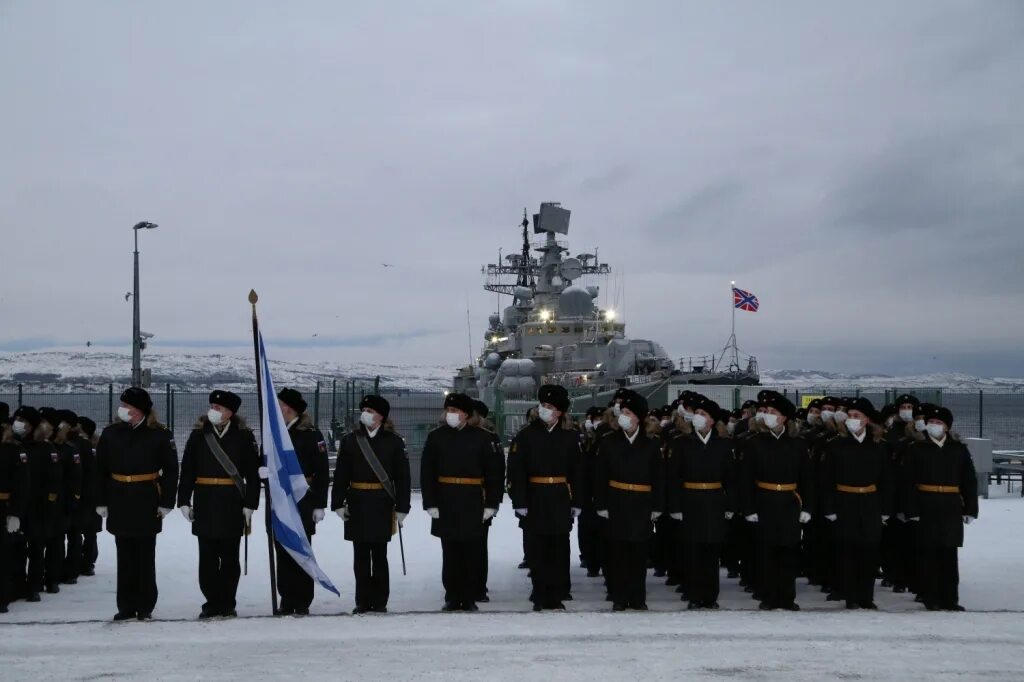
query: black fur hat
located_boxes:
[209,390,242,413]
[360,394,391,421]
[277,388,307,414]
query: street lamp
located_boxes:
[132,221,157,387]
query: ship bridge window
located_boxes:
[574,326,584,333]
[561,326,570,334]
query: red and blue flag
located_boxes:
[733,287,759,312]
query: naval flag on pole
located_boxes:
[257,331,339,596]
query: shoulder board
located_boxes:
[599,430,616,439]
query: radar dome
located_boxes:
[559,285,593,318]
[484,352,502,370]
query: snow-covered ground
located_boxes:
[2,490,1023,680]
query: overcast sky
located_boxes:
[2,1,1022,376]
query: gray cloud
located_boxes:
[1,0,1022,376]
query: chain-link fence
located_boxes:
[3,383,1022,482]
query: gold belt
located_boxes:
[683,482,722,490]
[112,472,159,483]
[609,480,651,493]
[438,476,484,485]
[0,492,9,501]
[756,481,797,492]
[837,484,877,494]
[350,481,384,491]
[529,476,568,484]
[917,484,959,494]
[195,477,234,486]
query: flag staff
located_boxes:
[250,289,280,615]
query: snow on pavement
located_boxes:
[2,491,1023,680]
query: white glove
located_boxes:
[724,511,734,520]
[312,509,325,524]
[258,466,269,480]
[514,508,528,518]
[896,512,906,522]
[157,507,172,519]
[180,505,194,522]
[669,512,683,521]
[396,512,407,527]
[6,516,20,533]
[799,511,812,524]
[483,508,497,522]
[745,513,758,523]
[596,510,609,519]
[96,506,108,519]
[881,515,890,524]
[963,515,975,525]
[336,506,350,521]
[426,507,439,520]
[242,508,254,524]
[909,516,920,522]
[571,508,582,518]
[824,513,837,522]
[651,511,662,521]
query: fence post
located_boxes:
[313,380,321,429]
[108,384,114,424]
[165,383,171,427]
[978,389,984,439]
[170,388,176,433]
[17,383,22,408]
[794,389,800,407]
[733,386,740,410]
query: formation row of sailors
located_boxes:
[0,402,101,612]
[565,388,978,611]
[0,383,978,619]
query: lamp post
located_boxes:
[131,221,157,387]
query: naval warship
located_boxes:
[453,203,759,406]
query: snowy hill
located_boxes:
[1,351,1021,393]
[0,351,453,392]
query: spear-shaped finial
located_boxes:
[248,289,258,305]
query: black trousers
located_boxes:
[198,536,241,613]
[758,543,799,608]
[353,541,389,609]
[839,543,879,606]
[477,523,490,598]
[8,535,26,599]
[64,525,83,580]
[27,534,63,591]
[816,523,836,591]
[441,538,478,606]
[115,535,157,616]
[579,510,604,575]
[0,525,9,606]
[82,531,99,571]
[686,542,721,605]
[917,547,959,608]
[276,536,314,611]
[528,532,570,607]
[609,539,648,607]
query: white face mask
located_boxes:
[762,413,780,430]
[806,413,820,425]
[359,411,378,428]
[657,418,668,428]
[899,409,914,423]
[914,418,926,432]
[926,423,946,440]
[537,405,555,424]
[845,418,864,435]
[820,410,835,423]
[834,410,849,425]
[682,410,694,423]
[754,412,765,423]
[726,422,736,434]
[584,419,594,431]
[117,407,133,423]
[690,414,708,432]
[612,404,622,417]
[445,412,462,428]
[617,413,635,432]
[207,409,225,426]
[676,405,686,417]
[12,420,27,436]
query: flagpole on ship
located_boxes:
[249,289,280,615]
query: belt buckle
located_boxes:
[774,484,783,491]
[125,475,134,482]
